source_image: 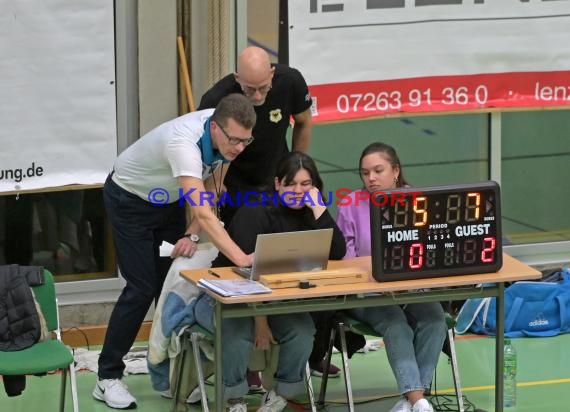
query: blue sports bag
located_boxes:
[455,268,570,337]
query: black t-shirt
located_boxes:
[198,64,312,194]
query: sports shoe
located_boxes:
[159,385,204,404]
[247,370,264,392]
[228,398,248,412]
[310,360,341,378]
[92,378,137,409]
[257,389,288,412]
[412,398,434,412]
[389,397,412,412]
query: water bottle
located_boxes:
[503,338,517,407]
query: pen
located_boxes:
[208,269,220,278]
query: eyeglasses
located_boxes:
[240,82,272,96]
[219,125,254,146]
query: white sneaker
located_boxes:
[389,397,412,412]
[228,398,248,412]
[412,398,434,412]
[257,390,288,412]
[159,386,204,404]
[92,378,137,409]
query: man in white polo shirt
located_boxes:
[92,94,256,409]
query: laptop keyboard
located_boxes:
[233,266,253,278]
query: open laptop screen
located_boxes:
[233,228,333,280]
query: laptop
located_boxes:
[232,228,333,280]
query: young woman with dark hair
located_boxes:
[336,142,447,412]
[194,151,349,412]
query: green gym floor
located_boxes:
[2,333,569,412]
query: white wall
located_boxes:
[138,0,178,135]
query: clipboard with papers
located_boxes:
[197,278,273,297]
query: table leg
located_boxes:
[215,302,223,412]
[495,282,505,411]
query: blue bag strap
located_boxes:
[480,297,492,330]
[504,297,523,333]
[553,272,570,331]
[556,294,566,333]
[556,290,570,332]
[454,297,490,334]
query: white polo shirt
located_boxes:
[112,108,225,203]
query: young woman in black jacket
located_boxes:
[194,151,360,412]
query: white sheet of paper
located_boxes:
[159,241,175,257]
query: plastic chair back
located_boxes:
[31,269,58,332]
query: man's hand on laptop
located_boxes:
[244,252,255,268]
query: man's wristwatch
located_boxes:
[184,233,200,243]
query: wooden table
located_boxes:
[181,253,540,411]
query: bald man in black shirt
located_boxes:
[198,46,313,225]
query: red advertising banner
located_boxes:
[309,70,570,122]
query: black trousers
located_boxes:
[98,176,186,379]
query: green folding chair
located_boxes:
[0,269,79,412]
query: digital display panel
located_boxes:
[370,181,502,281]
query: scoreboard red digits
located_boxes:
[370,181,502,281]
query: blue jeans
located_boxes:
[194,293,315,400]
[349,303,447,394]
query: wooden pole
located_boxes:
[179,64,188,114]
[177,35,197,227]
[177,36,196,112]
